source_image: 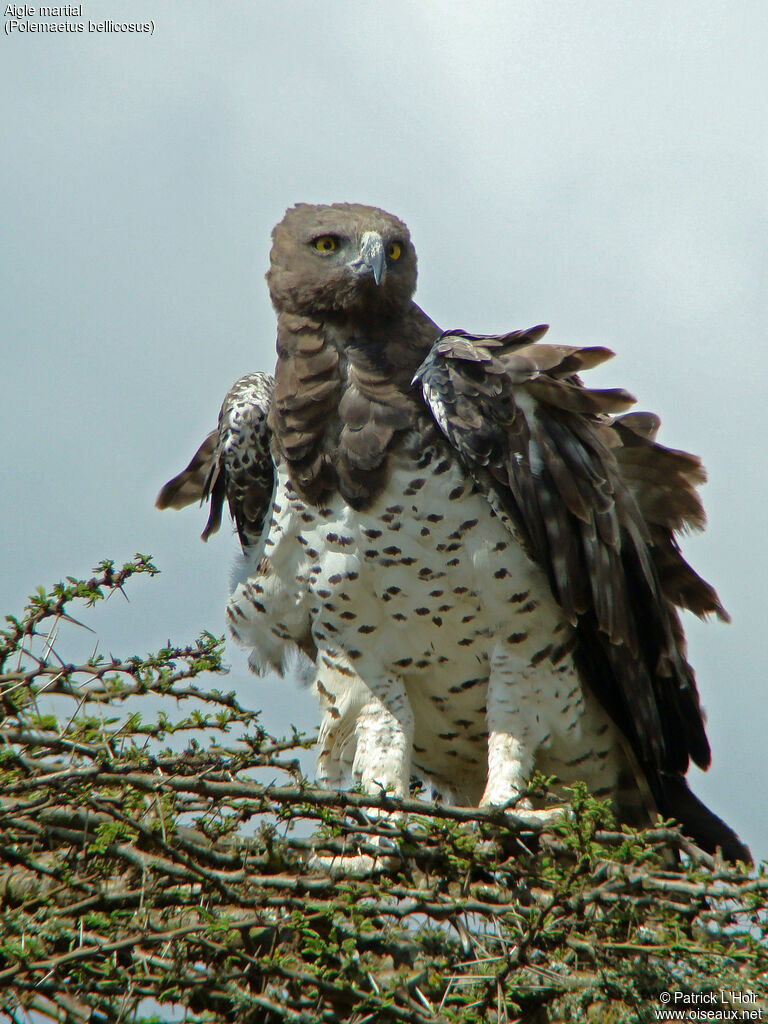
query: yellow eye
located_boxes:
[313,235,338,253]
[387,241,402,261]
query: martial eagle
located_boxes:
[158,202,748,862]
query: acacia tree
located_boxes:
[0,557,765,1023]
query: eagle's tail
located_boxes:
[658,774,751,863]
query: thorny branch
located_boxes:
[0,557,765,1023]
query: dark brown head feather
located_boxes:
[267,203,417,319]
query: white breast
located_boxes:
[228,437,627,806]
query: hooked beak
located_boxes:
[349,231,386,285]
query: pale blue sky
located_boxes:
[2,1,766,858]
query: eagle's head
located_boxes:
[267,203,418,319]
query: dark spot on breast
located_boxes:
[415,659,430,669]
[434,460,451,475]
[438,731,459,740]
[339,611,357,620]
[386,504,404,514]
[449,677,484,693]
[328,574,342,585]
[364,548,380,558]
[449,486,464,500]
[400,556,417,565]
[447,558,460,566]
[386,586,401,595]
[494,568,509,579]
[426,513,444,523]
[392,612,407,621]
[551,638,576,664]
[530,645,553,667]
[520,600,539,614]
[458,637,474,647]
[415,607,430,616]
[357,625,376,634]
[507,632,527,644]
[432,616,443,627]
[508,591,530,603]
[364,528,382,539]
[429,589,444,598]
[460,518,479,531]
[461,614,475,624]
[418,567,434,579]
[405,477,426,493]
[393,657,412,667]
[420,527,430,537]
[383,545,401,556]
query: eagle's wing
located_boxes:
[156,372,276,550]
[414,327,724,788]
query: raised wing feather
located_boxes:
[156,373,275,551]
[415,328,723,783]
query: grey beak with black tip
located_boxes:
[349,231,386,285]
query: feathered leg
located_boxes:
[480,645,570,827]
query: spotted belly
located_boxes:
[228,438,630,809]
